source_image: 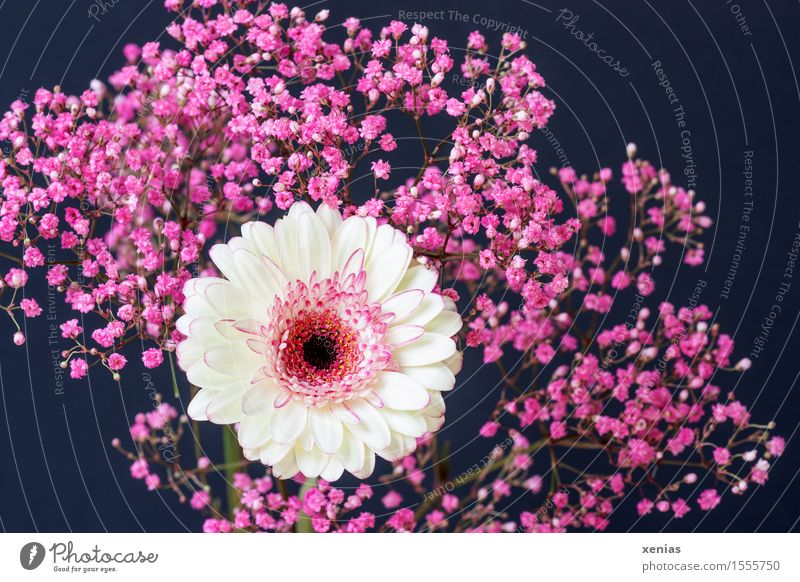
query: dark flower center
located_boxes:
[302,333,338,370]
[281,308,361,387]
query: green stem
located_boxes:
[167,351,180,399]
[277,478,289,500]
[222,426,243,519]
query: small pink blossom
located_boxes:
[144,473,161,491]
[697,489,721,511]
[381,491,403,509]
[190,490,211,510]
[130,459,148,479]
[108,353,127,371]
[142,348,164,369]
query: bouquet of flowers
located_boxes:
[0,0,782,532]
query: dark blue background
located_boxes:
[1,0,799,532]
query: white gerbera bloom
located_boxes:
[176,202,462,481]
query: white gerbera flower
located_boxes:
[176,202,462,481]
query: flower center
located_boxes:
[282,309,359,386]
[303,333,337,370]
[262,273,394,405]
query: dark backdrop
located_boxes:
[1,0,799,532]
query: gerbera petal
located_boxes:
[241,221,281,264]
[396,264,438,293]
[351,447,375,479]
[241,380,281,415]
[367,223,402,261]
[181,294,218,319]
[215,319,251,340]
[320,456,345,481]
[394,333,457,366]
[426,309,463,337]
[397,293,444,326]
[272,449,300,479]
[444,350,463,375]
[246,338,270,357]
[185,360,235,388]
[331,215,368,271]
[203,343,262,377]
[176,340,203,367]
[206,385,249,424]
[377,432,417,461]
[243,447,259,462]
[316,202,343,238]
[204,281,259,319]
[384,324,425,347]
[345,400,391,450]
[175,313,199,337]
[229,318,264,336]
[339,248,365,281]
[184,277,217,298]
[187,388,216,421]
[337,431,366,473]
[425,391,446,418]
[233,248,288,299]
[373,371,430,410]
[379,408,428,437]
[227,235,257,255]
[296,447,329,477]
[208,244,242,287]
[258,441,293,466]
[275,215,301,282]
[296,210,332,280]
[401,362,456,391]
[309,407,344,454]
[296,423,316,451]
[270,400,308,444]
[382,289,424,321]
[330,402,360,424]
[425,413,446,433]
[365,242,412,302]
[238,413,273,449]
[287,200,315,220]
